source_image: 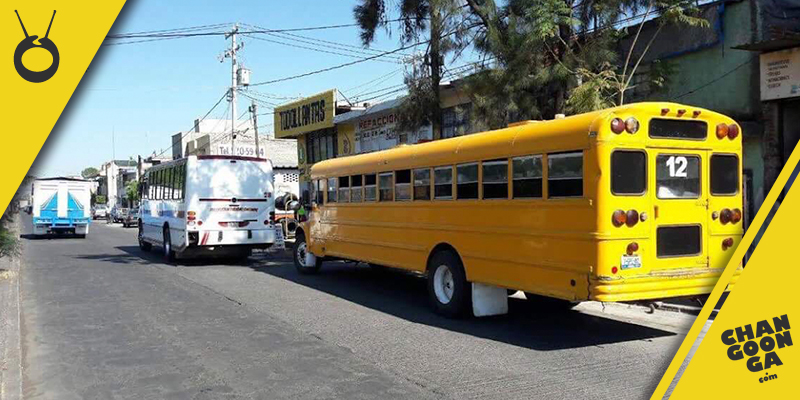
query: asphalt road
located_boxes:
[15,216,697,399]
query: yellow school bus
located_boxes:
[293,102,744,317]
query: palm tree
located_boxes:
[354,0,464,139]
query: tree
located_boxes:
[354,0,472,137]
[463,0,708,127]
[81,167,99,179]
[125,180,140,207]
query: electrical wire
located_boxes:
[242,33,401,64]
[152,91,228,158]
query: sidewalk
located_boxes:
[0,217,22,400]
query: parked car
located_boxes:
[92,205,108,220]
[122,208,139,228]
[108,206,129,223]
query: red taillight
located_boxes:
[716,123,729,139]
[187,211,197,221]
[611,266,619,274]
[692,110,701,118]
[720,208,733,224]
[677,109,686,117]
[626,242,639,255]
[732,208,742,224]
[611,118,625,134]
[626,209,639,227]
[661,108,669,116]
[728,124,740,139]
[722,237,735,250]
[612,210,627,227]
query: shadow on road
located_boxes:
[20,233,85,240]
[109,246,265,267]
[250,261,677,351]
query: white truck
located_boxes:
[31,178,92,237]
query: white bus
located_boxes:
[138,155,278,261]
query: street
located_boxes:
[14,215,695,399]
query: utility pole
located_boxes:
[249,100,260,158]
[223,24,241,156]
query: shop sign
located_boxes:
[274,90,336,138]
[355,111,432,153]
[761,48,800,101]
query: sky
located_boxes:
[36,0,460,177]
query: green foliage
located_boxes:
[93,194,107,205]
[81,167,99,179]
[464,0,711,122]
[0,210,19,258]
[125,180,140,205]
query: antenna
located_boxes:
[45,10,56,39]
[14,10,29,38]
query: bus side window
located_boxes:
[512,155,543,198]
[327,177,337,203]
[338,176,350,203]
[434,166,453,200]
[364,174,377,201]
[395,170,411,201]
[548,152,583,198]
[457,163,479,200]
[482,159,508,199]
[155,170,162,200]
[611,151,646,195]
[351,175,363,202]
[379,172,393,201]
[413,168,431,200]
[315,179,325,205]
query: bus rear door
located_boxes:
[648,149,709,271]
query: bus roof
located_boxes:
[311,102,733,178]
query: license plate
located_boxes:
[621,255,642,270]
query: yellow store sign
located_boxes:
[274,89,336,138]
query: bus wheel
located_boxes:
[138,223,151,251]
[427,251,471,318]
[523,292,578,310]
[162,226,175,263]
[293,232,321,274]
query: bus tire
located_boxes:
[427,250,471,318]
[162,226,175,263]
[293,232,321,274]
[524,292,578,310]
[138,222,151,251]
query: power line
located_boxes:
[672,56,757,100]
[241,33,401,64]
[152,91,229,158]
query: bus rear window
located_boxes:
[611,151,646,195]
[649,119,707,140]
[711,155,739,195]
[656,154,700,199]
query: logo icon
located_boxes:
[14,10,60,83]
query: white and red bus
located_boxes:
[138,155,278,261]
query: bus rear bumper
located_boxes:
[189,228,276,248]
[589,266,743,302]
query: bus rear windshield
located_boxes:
[649,119,707,140]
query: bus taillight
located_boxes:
[732,208,742,224]
[612,210,627,226]
[722,238,734,250]
[269,211,276,225]
[611,118,625,134]
[716,123,729,139]
[720,208,733,224]
[624,118,639,134]
[728,124,740,139]
[626,210,639,227]
[187,211,197,221]
[626,242,639,255]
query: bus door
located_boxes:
[648,149,709,270]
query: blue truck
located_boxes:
[31,177,92,237]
